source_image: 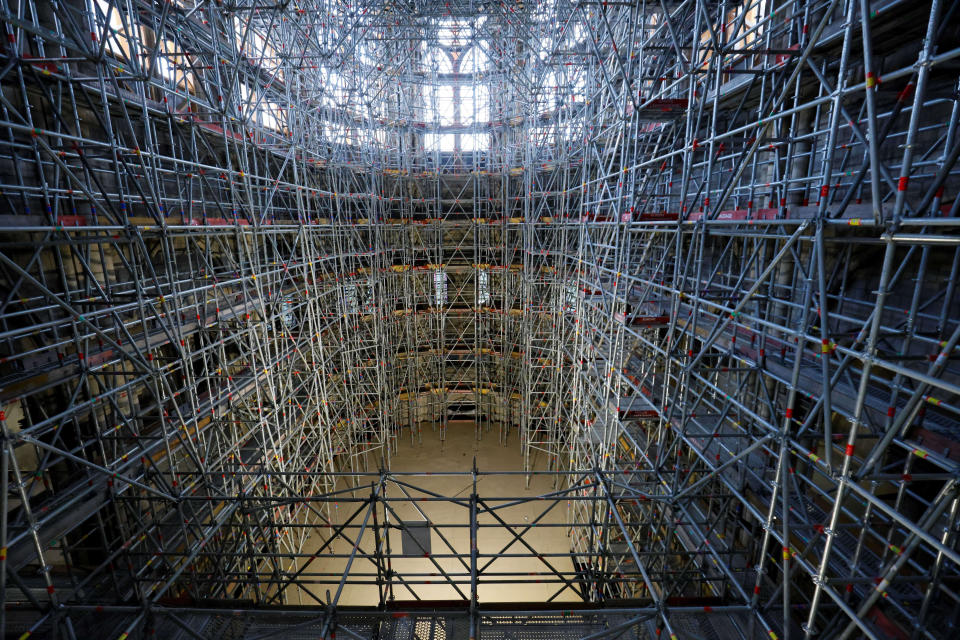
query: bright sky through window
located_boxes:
[423,18,490,151]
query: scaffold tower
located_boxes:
[1,0,959,639]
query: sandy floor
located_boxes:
[291,421,581,606]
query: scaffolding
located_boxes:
[1,0,959,639]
